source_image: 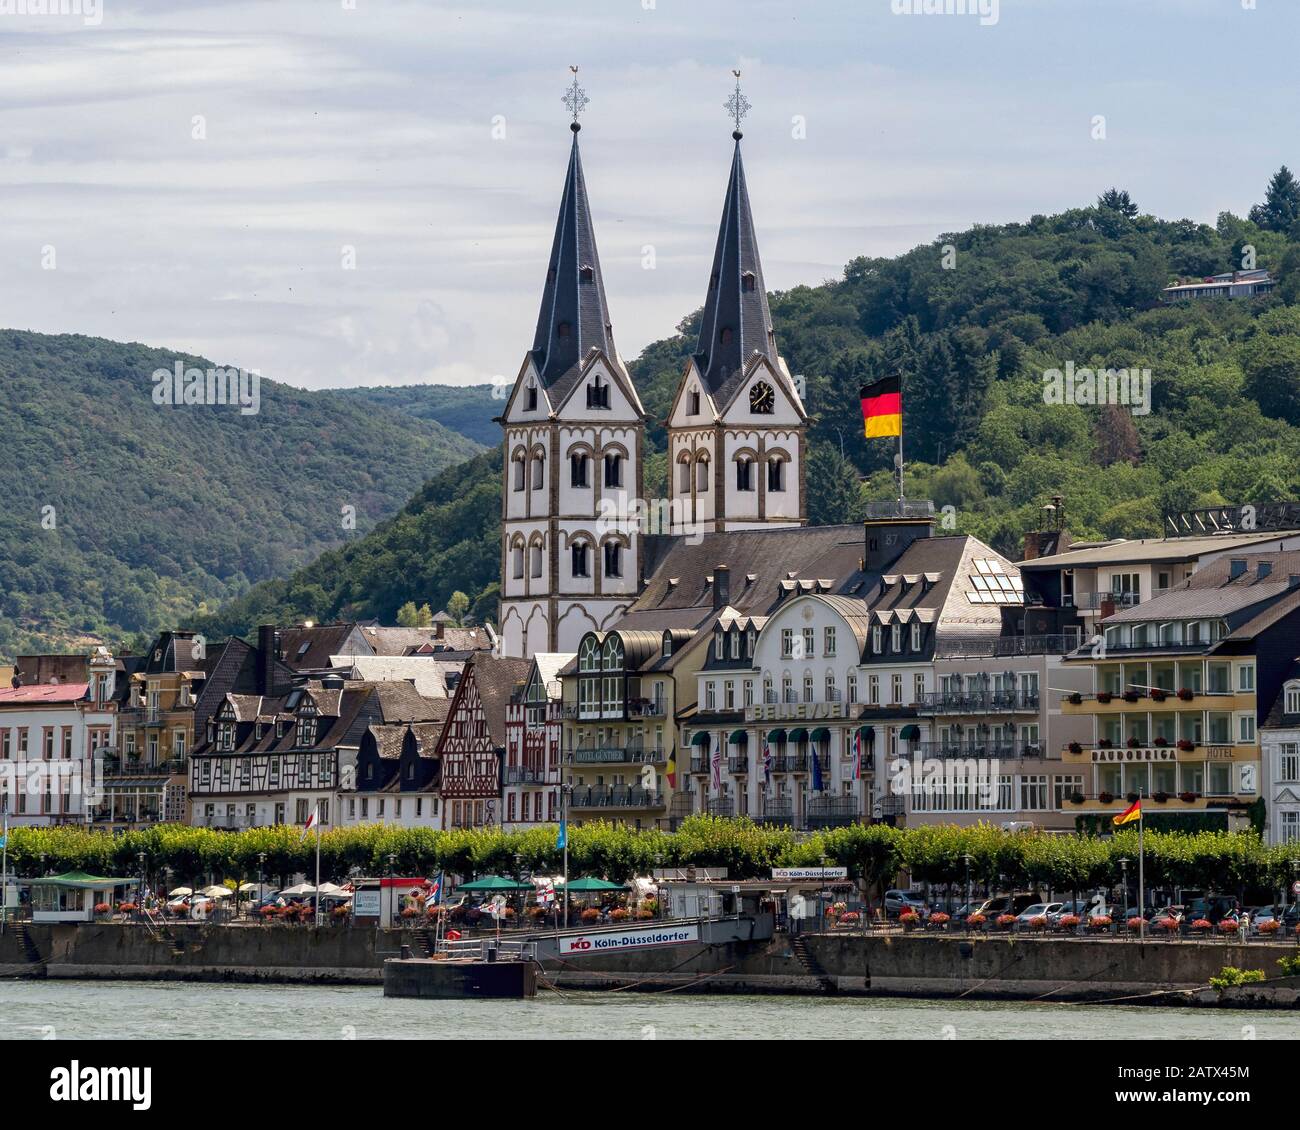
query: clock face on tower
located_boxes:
[749,381,775,415]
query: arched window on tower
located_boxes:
[571,540,590,579]
[525,383,538,411]
[767,456,785,493]
[530,541,544,579]
[512,451,525,491]
[532,451,546,491]
[603,541,623,579]
[678,454,692,494]
[570,452,590,488]
[735,456,754,492]
[603,452,623,489]
[511,542,524,580]
[695,454,710,493]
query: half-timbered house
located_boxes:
[435,654,531,829]
[502,653,571,830]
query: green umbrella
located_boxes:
[458,875,534,892]
[564,877,627,892]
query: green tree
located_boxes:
[806,443,862,525]
[395,601,420,627]
[1241,334,1300,425]
[1097,188,1139,220]
[1248,166,1300,233]
[446,590,470,626]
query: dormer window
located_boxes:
[890,623,902,652]
[662,634,674,659]
[1286,682,1300,715]
[580,264,594,283]
[742,271,757,293]
[871,625,883,653]
[556,321,571,339]
[715,632,724,660]
[719,327,734,345]
[729,632,740,660]
[911,622,922,651]
[298,716,317,747]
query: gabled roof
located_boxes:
[693,140,779,408]
[461,654,532,748]
[1104,552,1300,625]
[276,623,369,671]
[1262,659,1300,730]
[529,131,618,395]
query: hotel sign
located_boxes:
[1090,748,1176,763]
[772,867,849,880]
[558,923,700,956]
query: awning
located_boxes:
[809,727,830,743]
[690,731,711,747]
[858,725,875,743]
[787,727,808,743]
[900,724,921,741]
[766,728,786,743]
[728,729,748,745]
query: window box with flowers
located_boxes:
[1126,738,1140,749]
[93,903,113,917]
[1150,689,1168,702]
[1153,736,1169,747]
[1056,914,1081,932]
[1122,691,1141,703]
[610,908,630,922]
[1179,791,1199,803]
[1068,741,1083,755]
[1097,692,1113,704]
[1152,791,1170,804]
[1069,792,1086,805]
[1126,916,1144,932]
[580,908,601,923]
[1098,739,1115,750]
[1177,739,1196,752]
[1191,918,1213,934]
[837,911,862,928]
[1098,791,1116,804]
[1154,916,1180,934]
[1259,919,1280,935]
[995,914,1017,930]
[1217,918,1241,934]
[1177,688,1195,701]
[1068,693,1083,706]
[1126,791,1141,803]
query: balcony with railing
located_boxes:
[503,765,549,785]
[911,740,1032,760]
[689,756,709,775]
[727,755,748,774]
[934,633,1081,659]
[569,786,664,811]
[628,696,667,718]
[919,690,1040,715]
[106,757,188,778]
[805,797,859,830]
[1072,590,1142,612]
[864,499,935,520]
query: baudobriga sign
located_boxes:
[558,924,700,956]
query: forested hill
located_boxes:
[197,180,1300,640]
[0,331,480,659]
[324,384,499,447]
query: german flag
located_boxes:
[1112,797,1142,826]
[860,376,902,438]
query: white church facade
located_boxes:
[498,111,807,657]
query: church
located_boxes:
[498,79,809,657]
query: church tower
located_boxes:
[499,73,645,658]
[666,75,807,535]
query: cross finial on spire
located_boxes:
[563,65,589,133]
[725,69,750,140]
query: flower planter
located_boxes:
[927,912,950,930]
[1152,792,1170,804]
[1068,793,1085,805]
[1068,741,1083,755]
[1098,792,1115,804]
[1056,915,1081,933]
[965,914,987,931]
[1097,692,1113,704]
[1067,693,1083,706]
[1176,740,1195,752]
[1125,792,1141,803]
[1177,688,1195,701]
[1122,692,1140,703]
[1178,792,1199,803]
[995,914,1017,931]
[1150,690,1168,703]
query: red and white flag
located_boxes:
[300,806,318,840]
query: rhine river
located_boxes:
[0,981,1294,1039]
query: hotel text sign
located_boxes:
[1090,748,1176,763]
[771,867,849,880]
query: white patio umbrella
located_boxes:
[280,882,317,897]
[168,886,193,897]
[202,886,233,899]
[237,882,259,893]
[316,882,345,895]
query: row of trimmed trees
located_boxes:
[6,819,1299,901]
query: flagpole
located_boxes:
[897,373,906,503]
[314,815,322,928]
[1137,809,1145,945]
[1,803,8,936]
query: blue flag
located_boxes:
[556,818,567,852]
[810,746,824,793]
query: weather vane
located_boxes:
[725,69,750,139]
[563,65,589,132]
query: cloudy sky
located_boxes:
[0,0,1294,390]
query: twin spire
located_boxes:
[530,69,777,400]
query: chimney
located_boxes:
[713,565,730,611]
[434,621,445,641]
[1022,531,1041,561]
[256,625,279,696]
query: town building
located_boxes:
[1057,551,1300,831]
[1260,664,1300,846]
[502,653,570,831]
[0,647,118,826]
[344,716,448,829]
[433,653,531,829]
[1161,269,1274,301]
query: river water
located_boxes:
[0,981,1292,1040]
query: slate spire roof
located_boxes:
[529,128,618,389]
[693,139,779,400]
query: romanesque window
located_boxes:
[735,457,753,492]
[603,541,622,578]
[767,457,785,492]
[570,453,590,488]
[571,541,590,578]
[603,452,623,488]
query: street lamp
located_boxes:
[257,852,266,910]
[1118,857,1130,920]
[136,851,146,917]
[962,853,973,915]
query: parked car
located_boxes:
[1047,899,1090,924]
[1185,895,1240,924]
[884,890,929,918]
[969,893,1041,919]
[1015,902,1063,925]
